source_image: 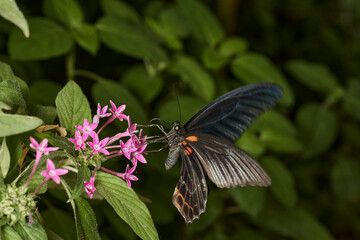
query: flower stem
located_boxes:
[31,178,48,198]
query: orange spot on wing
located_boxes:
[184,149,190,155]
[186,147,192,153]
[185,136,198,142]
[182,141,187,146]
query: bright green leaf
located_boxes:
[176,0,224,46]
[8,18,73,61]
[296,102,337,158]
[202,47,228,70]
[0,137,10,178]
[231,53,294,106]
[0,0,29,37]
[158,95,206,125]
[262,157,297,208]
[121,64,163,104]
[100,0,140,23]
[257,205,335,240]
[14,218,48,240]
[96,16,167,62]
[91,80,147,123]
[229,186,266,218]
[286,59,341,95]
[55,80,92,137]
[71,24,99,55]
[96,172,159,240]
[2,225,22,240]
[219,37,248,57]
[0,112,43,137]
[342,79,360,121]
[74,198,101,240]
[169,54,215,101]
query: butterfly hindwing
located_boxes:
[184,133,271,188]
[172,145,208,223]
[184,83,283,142]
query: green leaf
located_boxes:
[331,156,360,203]
[342,79,360,121]
[2,225,22,240]
[14,219,48,240]
[55,80,92,137]
[96,16,167,62]
[74,198,101,240]
[231,53,294,106]
[96,172,159,240]
[42,208,77,240]
[100,0,140,23]
[121,64,163,104]
[259,128,303,153]
[0,137,10,178]
[91,80,147,123]
[103,206,137,240]
[296,102,337,158]
[235,131,266,159]
[0,0,29,37]
[71,24,99,55]
[229,186,266,218]
[0,62,29,100]
[158,95,206,125]
[176,0,224,46]
[0,112,43,137]
[262,157,297,208]
[28,104,57,125]
[286,60,341,95]
[257,205,335,240]
[43,0,83,28]
[0,80,27,114]
[8,18,73,61]
[219,37,248,57]
[6,135,22,175]
[68,166,90,202]
[158,6,189,38]
[201,47,228,70]
[29,80,62,106]
[169,54,215,101]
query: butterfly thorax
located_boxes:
[164,121,187,170]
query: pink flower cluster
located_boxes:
[68,101,148,198]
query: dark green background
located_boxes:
[1,0,360,239]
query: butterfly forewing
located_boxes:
[172,147,208,223]
[184,133,271,188]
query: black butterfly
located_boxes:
[159,83,283,223]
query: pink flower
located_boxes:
[84,177,96,199]
[41,159,68,184]
[130,131,147,164]
[119,165,138,189]
[68,131,86,150]
[120,139,137,159]
[76,119,98,140]
[93,104,111,124]
[87,133,110,155]
[109,101,128,121]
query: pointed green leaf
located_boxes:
[14,219,48,240]
[43,0,83,28]
[296,103,337,158]
[231,53,294,106]
[71,24,99,55]
[262,157,297,208]
[100,0,140,23]
[8,18,73,61]
[169,54,215,101]
[96,172,158,240]
[229,186,266,218]
[0,137,10,178]
[68,166,90,202]
[219,37,248,57]
[0,0,29,37]
[74,198,101,240]
[286,60,341,95]
[55,80,91,137]
[176,0,224,46]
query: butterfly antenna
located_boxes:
[174,82,182,123]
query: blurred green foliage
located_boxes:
[0,0,360,239]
